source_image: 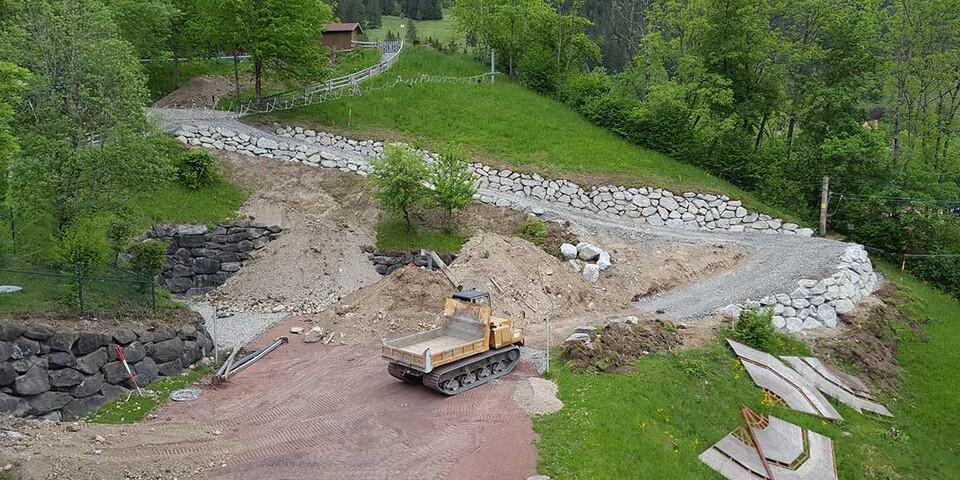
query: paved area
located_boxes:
[161,317,539,480]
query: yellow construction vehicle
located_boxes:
[382,291,525,395]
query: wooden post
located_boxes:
[819,176,830,236]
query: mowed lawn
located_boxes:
[365,9,461,45]
[254,47,797,221]
[535,263,960,479]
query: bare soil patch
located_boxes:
[202,151,382,315]
[563,320,684,373]
[813,282,925,391]
[303,232,742,348]
[153,75,236,108]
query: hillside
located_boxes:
[365,9,461,45]
[251,47,799,223]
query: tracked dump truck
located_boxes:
[382,291,525,395]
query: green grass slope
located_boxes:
[254,47,796,222]
[366,10,460,45]
[535,263,960,479]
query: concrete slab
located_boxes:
[728,339,842,421]
[700,414,839,480]
[782,356,893,417]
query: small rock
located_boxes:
[559,243,578,260]
[582,264,600,283]
[290,327,304,335]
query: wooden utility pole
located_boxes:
[819,176,830,236]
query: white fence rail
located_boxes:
[235,41,404,116]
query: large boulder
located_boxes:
[28,391,72,415]
[14,364,49,395]
[48,368,85,389]
[132,358,159,386]
[72,333,108,356]
[108,341,146,364]
[101,361,130,385]
[0,391,30,416]
[12,338,41,359]
[597,251,612,271]
[582,264,600,283]
[71,372,104,398]
[47,352,77,369]
[75,347,108,375]
[45,333,78,352]
[577,243,602,262]
[157,359,183,377]
[62,394,107,421]
[111,329,137,345]
[559,243,578,260]
[21,323,56,341]
[0,363,17,386]
[147,338,185,363]
[0,341,12,362]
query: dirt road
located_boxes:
[3,317,538,480]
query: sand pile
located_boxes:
[306,266,455,344]
[449,233,609,324]
[154,75,236,108]
[512,377,563,416]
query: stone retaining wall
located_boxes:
[735,245,878,331]
[368,249,457,276]
[0,318,214,421]
[171,124,875,332]
[144,222,282,296]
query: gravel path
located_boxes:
[153,108,856,322]
[187,301,289,348]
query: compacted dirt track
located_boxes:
[3,317,538,480]
[167,319,538,480]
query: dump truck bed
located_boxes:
[382,299,489,373]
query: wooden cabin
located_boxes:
[321,23,364,50]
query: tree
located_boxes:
[336,0,366,23]
[1,0,173,236]
[105,0,179,60]
[402,0,442,20]
[405,21,419,43]
[195,0,334,99]
[0,61,28,202]
[431,145,477,225]
[371,145,429,230]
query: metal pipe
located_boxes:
[225,337,288,379]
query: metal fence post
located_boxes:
[76,270,85,315]
[150,277,157,313]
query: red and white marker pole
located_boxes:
[115,344,144,397]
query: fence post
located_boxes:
[490,50,496,84]
[819,176,830,236]
[150,276,157,314]
[76,270,85,316]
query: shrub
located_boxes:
[105,212,135,264]
[515,220,548,246]
[128,240,167,280]
[175,150,219,189]
[731,308,776,351]
[370,144,430,230]
[56,223,109,276]
[431,144,476,227]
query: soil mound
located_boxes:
[512,377,563,416]
[563,320,683,372]
[154,75,236,108]
[450,233,608,323]
[307,265,455,344]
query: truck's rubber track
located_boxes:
[423,346,521,395]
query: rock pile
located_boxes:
[368,250,457,276]
[720,245,878,332]
[0,319,214,421]
[560,242,613,283]
[144,222,283,296]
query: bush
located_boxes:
[370,145,430,230]
[56,223,109,276]
[175,150,219,189]
[105,212,135,263]
[128,240,167,280]
[731,308,776,351]
[431,144,476,226]
[515,220,548,246]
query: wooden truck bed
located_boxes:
[382,299,489,373]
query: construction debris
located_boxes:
[727,339,842,421]
[782,356,893,417]
[225,337,289,379]
[699,406,839,480]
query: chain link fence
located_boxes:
[0,260,158,317]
